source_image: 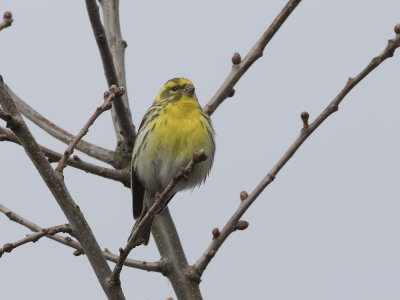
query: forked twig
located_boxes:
[194,25,400,276]
[0,126,129,185]
[55,85,124,173]
[0,76,126,300]
[109,149,208,285]
[85,0,135,152]
[0,204,163,272]
[204,0,302,116]
[7,86,115,165]
[0,224,71,257]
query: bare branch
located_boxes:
[55,85,125,173]
[48,152,129,186]
[0,126,129,185]
[99,0,136,163]
[0,204,163,272]
[104,249,163,273]
[0,203,84,251]
[194,25,400,276]
[0,125,18,142]
[109,149,208,286]
[85,0,136,155]
[0,11,13,31]
[0,77,126,300]
[6,86,115,165]
[0,109,12,124]
[89,1,201,296]
[204,0,302,116]
[0,224,71,257]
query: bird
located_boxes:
[130,77,216,245]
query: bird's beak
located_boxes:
[183,84,195,96]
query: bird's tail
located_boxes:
[128,191,154,245]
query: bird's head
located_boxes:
[156,77,196,102]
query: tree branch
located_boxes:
[125,1,303,297]
[109,150,207,287]
[0,126,129,186]
[110,149,207,299]
[0,125,18,142]
[6,86,115,165]
[99,0,136,168]
[85,0,136,158]
[194,24,400,276]
[204,0,302,116]
[55,85,125,173]
[49,151,129,186]
[0,224,71,257]
[89,2,202,298]
[128,2,302,296]
[0,204,163,272]
[0,11,13,31]
[0,203,84,252]
[0,77,126,300]
[104,249,163,273]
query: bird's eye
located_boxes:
[171,86,178,92]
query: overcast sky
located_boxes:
[1,1,400,299]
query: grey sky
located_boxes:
[1,1,400,299]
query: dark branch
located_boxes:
[109,149,208,285]
[98,0,136,166]
[0,224,71,257]
[55,85,125,173]
[0,126,129,186]
[204,0,302,116]
[194,25,400,276]
[6,86,115,165]
[85,0,136,153]
[0,76,126,300]
[0,204,163,272]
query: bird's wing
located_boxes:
[131,164,145,219]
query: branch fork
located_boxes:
[55,85,125,173]
[109,149,208,286]
[0,224,71,257]
[193,23,400,277]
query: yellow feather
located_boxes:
[151,94,212,158]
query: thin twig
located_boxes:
[109,149,208,285]
[7,86,115,165]
[0,203,84,252]
[85,0,136,154]
[193,25,400,276]
[0,224,71,257]
[104,249,163,273]
[0,126,18,142]
[204,0,302,116]
[0,11,13,31]
[0,126,129,185]
[0,76,126,300]
[47,151,129,186]
[55,85,125,173]
[0,204,163,272]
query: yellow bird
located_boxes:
[131,78,216,244]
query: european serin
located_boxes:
[131,77,216,244]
